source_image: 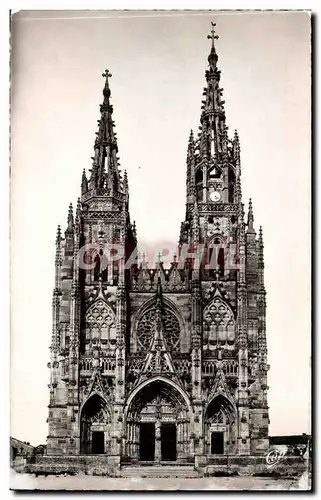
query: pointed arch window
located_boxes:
[85,299,116,346]
[208,237,225,278]
[203,297,235,346]
[93,249,108,282]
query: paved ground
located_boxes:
[10,470,311,491]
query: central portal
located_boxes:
[161,423,177,461]
[126,380,191,462]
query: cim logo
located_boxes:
[266,446,288,469]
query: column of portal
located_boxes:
[155,420,161,462]
[135,423,139,459]
[126,422,129,457]
[177,422,182,458]
[183,422,187,454]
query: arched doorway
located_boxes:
[80,394,111,455]
[204,394,236,456]
[126,380,191,462]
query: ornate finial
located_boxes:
[207,22,219,48]
[258,226,264,269]
[56,225,61,245]
[123,170,129,194]
[187,130,195,162]
[234,129,241,155]
[214,269,220,282]
[68,202,73,220]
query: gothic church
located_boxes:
[47,24,269,471]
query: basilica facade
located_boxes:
[47,25,269,468]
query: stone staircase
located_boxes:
[120,463,199,478]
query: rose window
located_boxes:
[136,307,180,351]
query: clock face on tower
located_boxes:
[210,191,221,202]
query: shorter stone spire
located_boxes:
[55,225,62,246]
[132,220,137,239]
[155,286,163,323]
[187,129,194,160]
[123,169,128,193]
[81,169,88,194]
[65,203,74,234]
[75,198,82,226]
[258,226,264,268]
[247,198,255,233]
[233,130,242,203]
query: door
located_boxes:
[92,431,105,454]
[161,423,177,461]
[211,431,224,454]
[139,423,155,461]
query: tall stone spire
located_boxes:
[198,22,227,161]
[89,70,121,192]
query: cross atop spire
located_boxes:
[207,22,219,69]
[102,69,112,79]
[102,69,112,102]
[207,21,219,49]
